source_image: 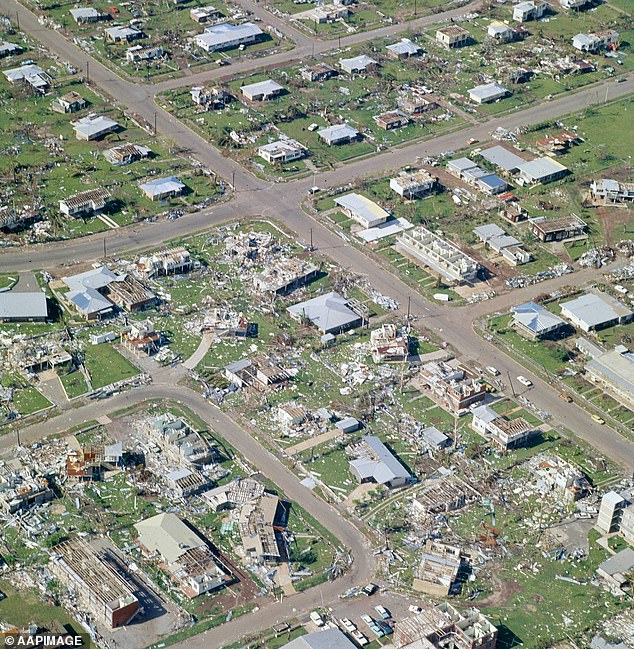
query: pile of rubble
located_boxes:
[577,246,615,268]
[605,263,634,283]
[615,239,634,258]
[506,263,574,288]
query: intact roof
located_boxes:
[472,404,498,423]
[334,193,389,223]
[197,21,262,47]
[134,513,205,564]
[350,435,411,484]
[517,157,567,180]
[225,358,252,373]
[474,223,505,241]
[421,426,449,447]
[287,291,360,333]
[67,287,113,315]
[282,628,357,649]
[339,54,378,70]
[139,176,186,196]
[241,79,284,96]
[63,266,118,291]
[511,301,565,334]
[72,115,119,137]
[3,63,46,82]
[601,490,625,508]
[70,7,101,18]
[587,348,634,397]
[105,25,142,38]
[448,157,478,172]
[479,145,526,171]
[561,292,632,328]
[0,292,47,319]
[469,82,508,100]
[318,123,359,141]
[598,547,634,576]
[387,38,421,55]
[477,173,507,190]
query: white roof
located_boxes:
[318,123,358,141]
[258,139,303,154]
[387,38,421,55]
[134,513,205,564]
[67,287,113,315]
[472,404,498,423]
[339,54,377,70]
[349,435,412,485]
[561,292,632,328]
[70,7,102,18]
[517,157,567,180]
[241,79,284,96]
[196,21,262,48]
[72,115,119,138]
[334,193,389,223]
[479,145,526,171]
[287,291,360,333]
[468,82,508,100]
[511,301,566,334]
[63,265,119,291]
[139,176,185,197]
[3,63,46,83]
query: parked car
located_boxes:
[352,630,369,646]
[361,615,374,626]
[339,618,356,633]
[486,366,500,376]
[362,583,378,596]
[517,375,533,388]
[592,414,605,425]
[559,393,573,403]
[374,605,391,620]
[310,611,324,626]
[408,605,423,613]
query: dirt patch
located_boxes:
[476,573,523,608]
[596,205,634,245]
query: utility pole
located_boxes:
[406,295,411,330]
[153,111,157,135]
[338,35,341,49]
[309,227,313,249]
[232,169,235,189]
[103,237,107,258]
[15,11,20,30]
[507,370,516,397]
[414,0,417,16]
[86,60,89,84]
[16,427,20,447]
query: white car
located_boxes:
[339,618,356,633]
[517,375,533,388]
[310,611,324,626]
[361,614,374,626]
[408,605,423,613]
[486,366,500,377]
[352,630,369,646]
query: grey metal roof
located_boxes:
[196,21,262,49]
[241,79,284,97]
[472,404,498,423]
[139,176,185,197]
[473,224,505,241]
[287,291,360,333]
[468,82,508,100]
[387,38,421,55]
[586,348,634,398]
[282,628,356,649]
[318,123,359,142]
[598,547,634,576]
[0,291,47,319]
[561,292,632,329]
[349,435,411,485]
[421,426,449,447]
[511,301,565,334]
[339,54,377,71]
[63,266,118,291]
[67,287,113,315]
[334,193,388,225]
[479,145,526,172]
[516,157,567,180]
[447,157,478,173]
[72,115,119,138]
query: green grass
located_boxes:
[59,370,89,398]
[82,344,139,388]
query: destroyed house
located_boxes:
[59,188,112,218]
[348,435,413,488]
[126,45,164,62]
[66,446,108,481]
[414,540,465,596]
[0,474,53,514]
[436,25,470,48]
[300,63,337,82]
[387,38,422,59]
[167,467,211,498]
[137,247,192,276]
[135,513,231,597]
[203,476,265,512]
[390,170,436,199]
[530,215,587,242]
[288,291,365,334]
[224,356,289,390]
[412,476,480,516]
[397,227,480,284]
[534,130,581,155]
[472,405,533,449]
[398,93,438,115]
[374,110,409,131]
[3,63,51,92]
[590,179,634,204]
[0,41,22,57]
[51,91,87,114]
[190,5,223,23]
[529,454,590,502]
[123,320,161,355]
[395,603,497,649]
[370,323,409,363]
[191,85,231,108]
[50,539,139,629]
[239,492,284,563]
[149,414,215,467]
[104,143,152,166]
[253,259,319,294]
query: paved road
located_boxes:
[2,381,374,649]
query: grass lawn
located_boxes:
[59,370,89,398]
[82,344,140,388]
